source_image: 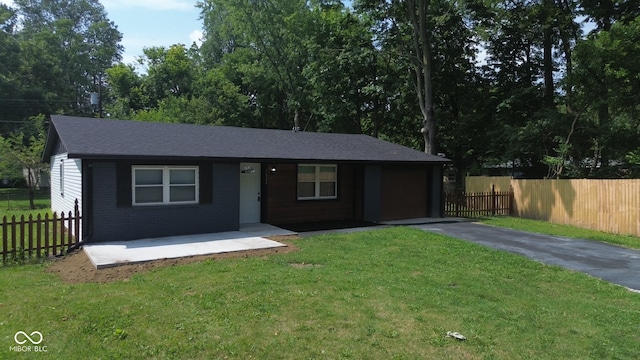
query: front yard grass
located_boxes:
[1,227,639,359]
[480,216,640,250]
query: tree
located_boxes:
[0,115,48,209]
[139,45,196,102]
[571,16,640,176]
[95,0,639,179]
[406,0,436,154]
[0,4,23,134]
[356,0,441,153]
[304,8,384,134]
[200,0,316,130]
[11,0,122,117]
[104,63,145,118]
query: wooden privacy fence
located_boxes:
[1,199,81,264]
[445,185,513,217]
[511,179,640,237]
[465,176,513,193]
[466,177,640,237]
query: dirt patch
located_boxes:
[46,235,300,284]
[289,262,323,269]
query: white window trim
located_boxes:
[132,166,199,206]
[297,164,338,200]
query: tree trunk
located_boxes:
[422,109,436,154]
[28,188,35,210]
[408,0,436,154]
[543,25,554,107]
[26,168,36,210]
[293,107,301,131]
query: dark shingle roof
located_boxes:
[43,115,449,164]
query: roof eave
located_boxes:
[41,121,59,163]
[67,153,451,165]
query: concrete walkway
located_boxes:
[84,224,296,269]
[297,217,469,237]
[415,222,640,292]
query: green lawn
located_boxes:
[1,227,639,359]
[480,216,640,250]
[0,188,51,219]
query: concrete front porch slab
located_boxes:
[84,224,295,269]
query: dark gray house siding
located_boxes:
[363,165,382,222]
[429,165,444,217]
[88,161,239,242]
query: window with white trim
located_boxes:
[297,164,337,200]
[132,166,199,205]
[59,160,64,196]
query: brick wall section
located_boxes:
[89,162,239,242]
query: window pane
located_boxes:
[60,163,64,194]
[135,169,162,185]
[299,165,315,174]
[319,166,336,181]
[297,182,315,198]
[170,186,196,202]
[170,169,196,185]
[319,182,336,197]
[298,165,316,182]
[135,186,163,203]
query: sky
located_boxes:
[0,0,204,68]
[101,0,204,66]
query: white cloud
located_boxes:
[102,0,195,11]
[0,0,15,7]
[189,29,203,47]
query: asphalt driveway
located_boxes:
[414,222,640,292]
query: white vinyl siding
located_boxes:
[132,166,199,206]
[297,164,337,200]
[50,153,82,239]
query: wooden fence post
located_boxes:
[2,216,6,263]
[66,210,73,249]
[19,215,25,260]
[11,215,16,260]
[36,214,42,259]
[491,184,496,216]
[74,199,80,243]
[58,212,65,255]
[52,213,57,256]
[509,185,514,215]
[44,213,49,257]
[27,215,33,258]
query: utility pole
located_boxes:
[90,74,103,118]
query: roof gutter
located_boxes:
[63,154,451,165]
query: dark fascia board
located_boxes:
[41,122,59,163]
[65,153,451,165]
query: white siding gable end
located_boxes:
[50,153,82,239]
